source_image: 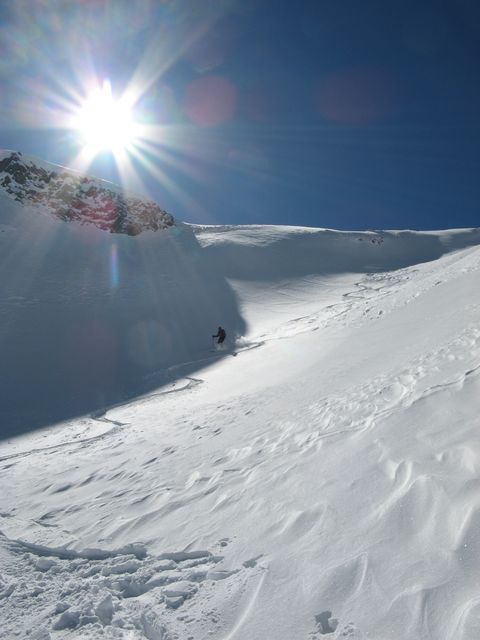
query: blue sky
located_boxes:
[1,0,480,230]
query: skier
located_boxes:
[212,326,226,348]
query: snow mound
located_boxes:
[0,151,174,235]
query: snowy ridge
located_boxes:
[0,151,174,235]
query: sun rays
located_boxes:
[72,80,140,154]
[3,0,245,223]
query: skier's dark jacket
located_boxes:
[213,327,226,343]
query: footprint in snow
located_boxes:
[310,611,338,637]
[310,615,363,639]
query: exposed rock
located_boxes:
[0,151,175,235]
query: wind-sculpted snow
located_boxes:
[4,183,480,637]
[0,151,174,235]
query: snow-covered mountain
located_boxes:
[2,159,480,639]
[0,151,174,235]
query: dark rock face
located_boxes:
[0,152,175,235]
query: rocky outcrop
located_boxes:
[0,151,175,235]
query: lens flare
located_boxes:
[110,243,119,289]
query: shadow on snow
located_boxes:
[0,209,245,440]
[2,208,480,440]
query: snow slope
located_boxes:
[0,193,245,437]
[2,179,480,638]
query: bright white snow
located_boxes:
[2,182,480,638]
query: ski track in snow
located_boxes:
[251,243,480,345]
[3,225,480,638]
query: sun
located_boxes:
[73,80,140,154]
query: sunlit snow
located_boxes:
[2,158,480,639]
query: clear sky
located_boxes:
[1,0,480,230]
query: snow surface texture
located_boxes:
[3,177,480,637]
[0,151,174,235]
